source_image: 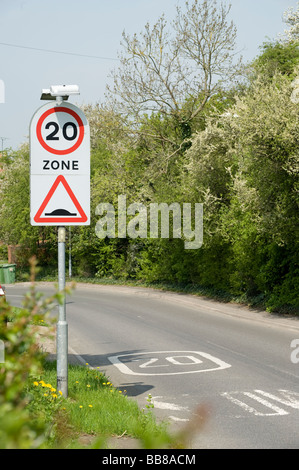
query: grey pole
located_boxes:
[0,137,8,153]
[57,226,68,397]
[69,226,72,278]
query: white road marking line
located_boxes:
[242,392,288,416]
[169,416,189,422]
[221,390,291,416]
[151,396,188,411]
[254,389,299,410]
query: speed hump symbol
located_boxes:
[36,106,84,155]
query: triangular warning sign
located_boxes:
[34,175,88,223]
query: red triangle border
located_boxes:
[34,175,88,223]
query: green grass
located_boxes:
[29,360,173,449]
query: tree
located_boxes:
[106,0,243,163]
[253,40,299,80]
[280,2,299,43]
[0,145,57,266]
[183,71,299,308]
[0,145,34,246]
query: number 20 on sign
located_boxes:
[30,101,90,226]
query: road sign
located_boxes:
[30,101,90,225]
[33,175,88,224]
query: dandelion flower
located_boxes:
[86,384,91,388]
[59,391,63,396]
[33,381,39,386]
[88,404,93,408]
[79,405,83,409]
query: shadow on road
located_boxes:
[46,350,155,398]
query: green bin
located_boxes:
[1,264,16,284]
[0,266,4,284]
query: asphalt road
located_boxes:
[5,282,299,449]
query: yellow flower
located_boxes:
[75,381,79,384]
[79,405,83,409]
[88,404,93,408]
[33,381,39,386]
[59,391,63,396]
[52,393,58,398]
[50,387,56,393]
[86,384,91,388]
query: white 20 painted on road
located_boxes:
[108,350,231,376]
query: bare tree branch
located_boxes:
[105,0,243,162]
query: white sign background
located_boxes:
[30,101,90,226]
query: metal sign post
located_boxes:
[57,226,67,396]
[30,85,90,397]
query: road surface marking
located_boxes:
[253,389,299,410]
[221,389,299,417]
[108,350,231,376]
[151,396,188,411]
[169,416,189,422]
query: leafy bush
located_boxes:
[0,259,64,448]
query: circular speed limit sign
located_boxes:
[36,106,84,155]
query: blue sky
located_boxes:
[0,0,298,151]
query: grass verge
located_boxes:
[27,359,175,449]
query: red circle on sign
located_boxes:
[36,107,84,155]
